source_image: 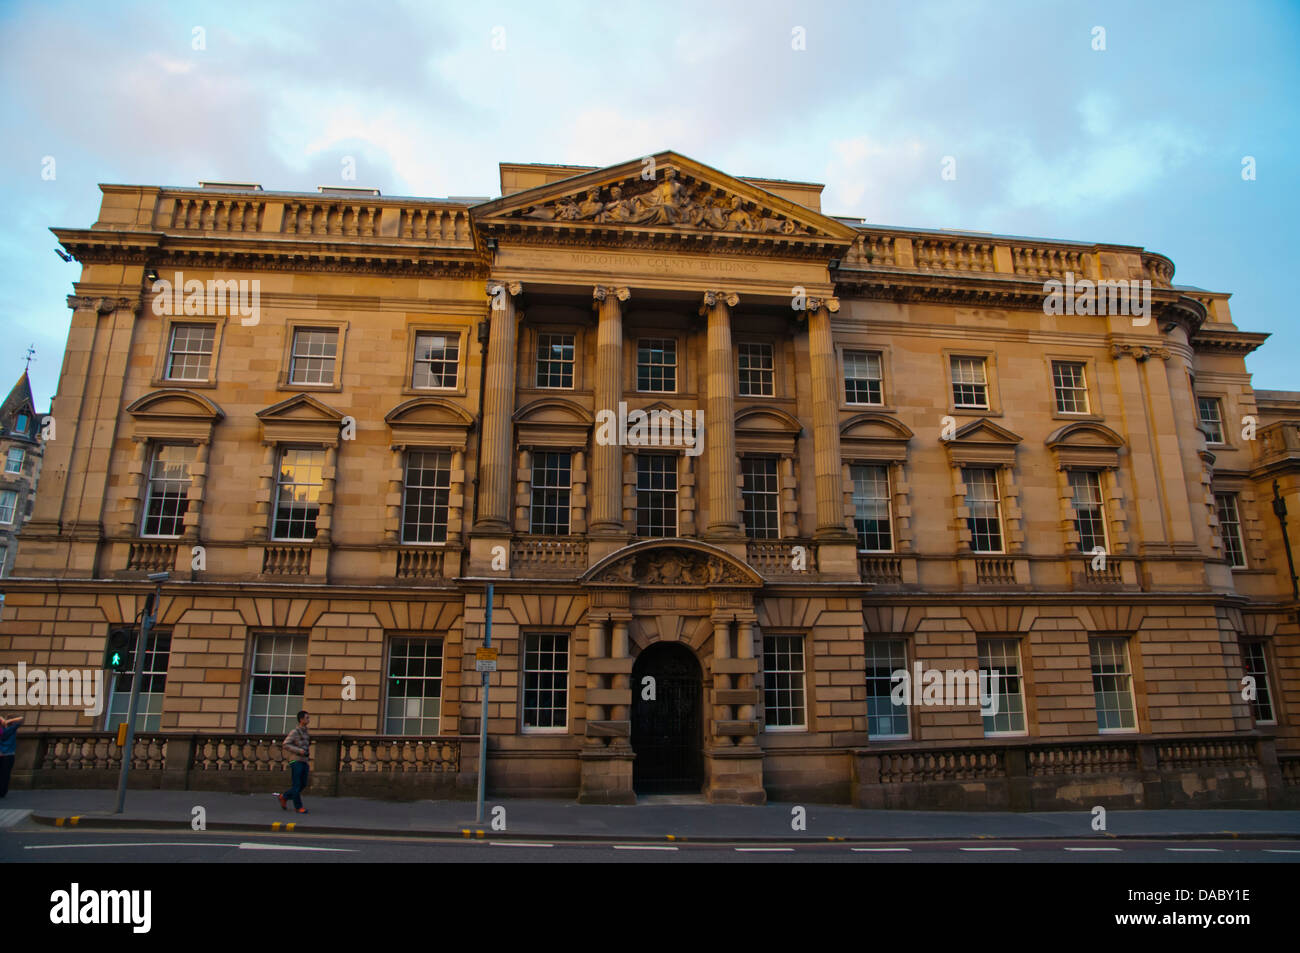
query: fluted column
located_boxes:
[808,296,854,539]
[590,286,630,534]
[475,280,522,531]
[702,290,741,538]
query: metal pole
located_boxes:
[114,578,162,814]
[475,582,493,823]
[1272,480,1299,600]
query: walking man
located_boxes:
[0,714,22,797]
[277,710,310,814]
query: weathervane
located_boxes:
[24,344,35,373]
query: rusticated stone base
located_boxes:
[577,747,636,804]
[705,745,766,804]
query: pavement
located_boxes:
[4,788,1300,843]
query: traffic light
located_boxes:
[104,626,134,672]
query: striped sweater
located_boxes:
[282,725,310,763]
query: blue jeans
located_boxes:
[282,761,309,809]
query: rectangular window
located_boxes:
[536,333,575,389]
[636,455,677,537]
[523,633,569,731]
[1068,470,1108,553]
[289,328,338,385]
[141,444,196,537]
[1090,637,1137,732]
[1197,397,1225,444]
[166,323,215,381]
[1241,641,1276,725]
[104,629,171,732]
[0,490,17,525]
[950,356,988,409]
[851,464,893,552]
[15,413,29,434]
[1216,493,1247,568]
[247,633,307,735]
[844,349,883,405]
[1052,361,1089,414]
[4,447,24,473]
[529,451,572,535]
[741,457,780,539]
[0,543,8,578]
[763,634,806,730]
[412,332,459,389]
[737,342,775,397]
[978,639,1026,736]
[273,448,325,541]
[962,467,1003,553]
[865,639,909,738]
[385,637,443,735]
[637,338,677,393]
[402,450,452,544]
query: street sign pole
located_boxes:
[114,576,164,814]
[475,582,493,824]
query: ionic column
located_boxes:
[702,290,742,538]
[590,286,630,534]
[808,297,854,539]
[475,280,522,531]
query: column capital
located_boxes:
[486,279,522,301]
[1110,343,1170,363]
[807,295,839,313]
[67,295,140,315]
[592,285,630,306]
[700,290,739,314]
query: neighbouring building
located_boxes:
[0,371,45,581]
[1,153,1297,808]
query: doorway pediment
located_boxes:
[583,539,762,588]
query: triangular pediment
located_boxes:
[475,152,857,249]
[257,393,345,423]
[949,418,1023,446]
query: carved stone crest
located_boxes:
[590,547,754,586]
[522,171,810,235]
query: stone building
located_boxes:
[1,153,1297,807]
[0,371,44,580]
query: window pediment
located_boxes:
[126,389,224,442]
[514,397,593,449]
[385,396,474,449]
[1046,421,1125,469]
[735,407,801,455]
[841,412,912,462]
[944,418,1022,467]
[258,393,346,447]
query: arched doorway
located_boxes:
[631,642,704,794]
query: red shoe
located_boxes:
[276,793,287,810]
[296,807,309,814]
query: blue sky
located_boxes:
[1,0,1296,407]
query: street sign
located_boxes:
[475,646,498,672]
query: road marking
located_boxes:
[613,845,678,851]
[0,809,32,828]
[1264,849,1300,854]
[27,842,243,850]
[1166,848,1221,852]
[851,847,912,852]
[735,847,794,852]
[490,841,553,848]
[1065,847,1122,852]
[237,843,354,852]
[959,847,1020,852]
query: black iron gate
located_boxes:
[631,642,704,794]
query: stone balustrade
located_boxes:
[395,546,446,580]
[126,541,178,573]
[857,554,904,584]
[511,537,589,575]
[745,539,818,578]
[262,544,311,575]
[853,733,1292,810]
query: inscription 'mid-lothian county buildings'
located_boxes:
[1,153,1297,808]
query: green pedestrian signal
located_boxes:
[104,626,134,672]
